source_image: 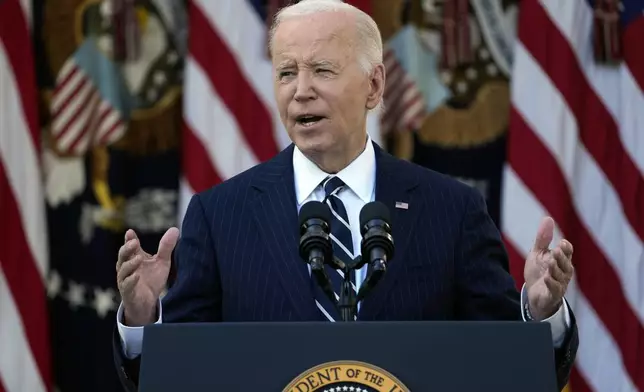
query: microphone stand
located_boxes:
[317,254,388,322]
[337,256,357,322]
[338,255,388,321]
[356,258,386,303]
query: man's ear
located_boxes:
[366,63,386,110]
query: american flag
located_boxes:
[49,55,126,155]
[381,47,426,135]
[502,0,644,391]
[179,0,380,218]
[0,0,51,391]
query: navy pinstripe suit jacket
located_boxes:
[114,141,577,390]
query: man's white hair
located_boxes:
[268,0,384,112]
[268,0,383,75]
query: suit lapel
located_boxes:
[249,145,321,321]
[359,143,422,318]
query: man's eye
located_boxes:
[280,71,294,78]
[316,68,331,74]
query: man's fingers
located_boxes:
[120,273,140,295]
[116,240,133,272]
[553,247,574,276]
[125,229,139,243]
[533,216,555,252]
[117,238,139,270]
[117,230,140,272]
[117,255,143,285]
[559,239,574,259]
[118,239,138,259]
[546,257,566,283]
[543,273,563,298]
[157,227,180,261]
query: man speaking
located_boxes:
[113,0,578,390]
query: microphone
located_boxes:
[298,201,337,306]
[357,201,394,302]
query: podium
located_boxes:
[138,321,558,391]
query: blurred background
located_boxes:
[0,0,642,391]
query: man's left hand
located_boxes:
[524,217,574,321]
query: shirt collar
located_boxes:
[293,136,376,205]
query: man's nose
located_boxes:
[293,74,316,102]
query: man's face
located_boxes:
[271,11,381,159]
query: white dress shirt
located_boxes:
[117,136,570,358]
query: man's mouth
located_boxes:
[295,114,325,126]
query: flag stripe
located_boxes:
[381,50,427,136]
[0,161,49,391]
[537,0,644,196]
[508,108,644,389]
[55,89,98,151]
[0,46,48,280]
[623,16,644,92]
[0,1,50,390]
[18,0,31,28]
[184,58,259,180]
[522,0,644,246]
[51,69,83,116]
[510,5,644,388]
[502,170,639,392]
[194,0,290,149]
[182,120,223,194]
[0,0,39,152]
[52,79,92,138]
[189,1,278,163]
[568,369,592,392]
[0,265,46,392]
[511,42,644,324]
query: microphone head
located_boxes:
[299,200,332,228]
[359,201,391,228]
[298,201,333,264]
[359,201,394,262]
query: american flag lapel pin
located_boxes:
[395,201,408,210]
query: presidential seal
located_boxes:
[283,360,411,392]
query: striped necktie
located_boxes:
[313,176,357,321]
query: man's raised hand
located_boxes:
[116,227,179,326]
[524,217,574,321]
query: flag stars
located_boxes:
[47,270,63,298]
[93,287,118,318]
[166,51,179,64]
[65,281,86,309]
[47,269,120,317]
[154,70,167,85]
[456,81,468,94]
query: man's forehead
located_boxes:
[272,16,356,62]
[273,12,356,47]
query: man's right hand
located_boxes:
[116,227,180,326]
